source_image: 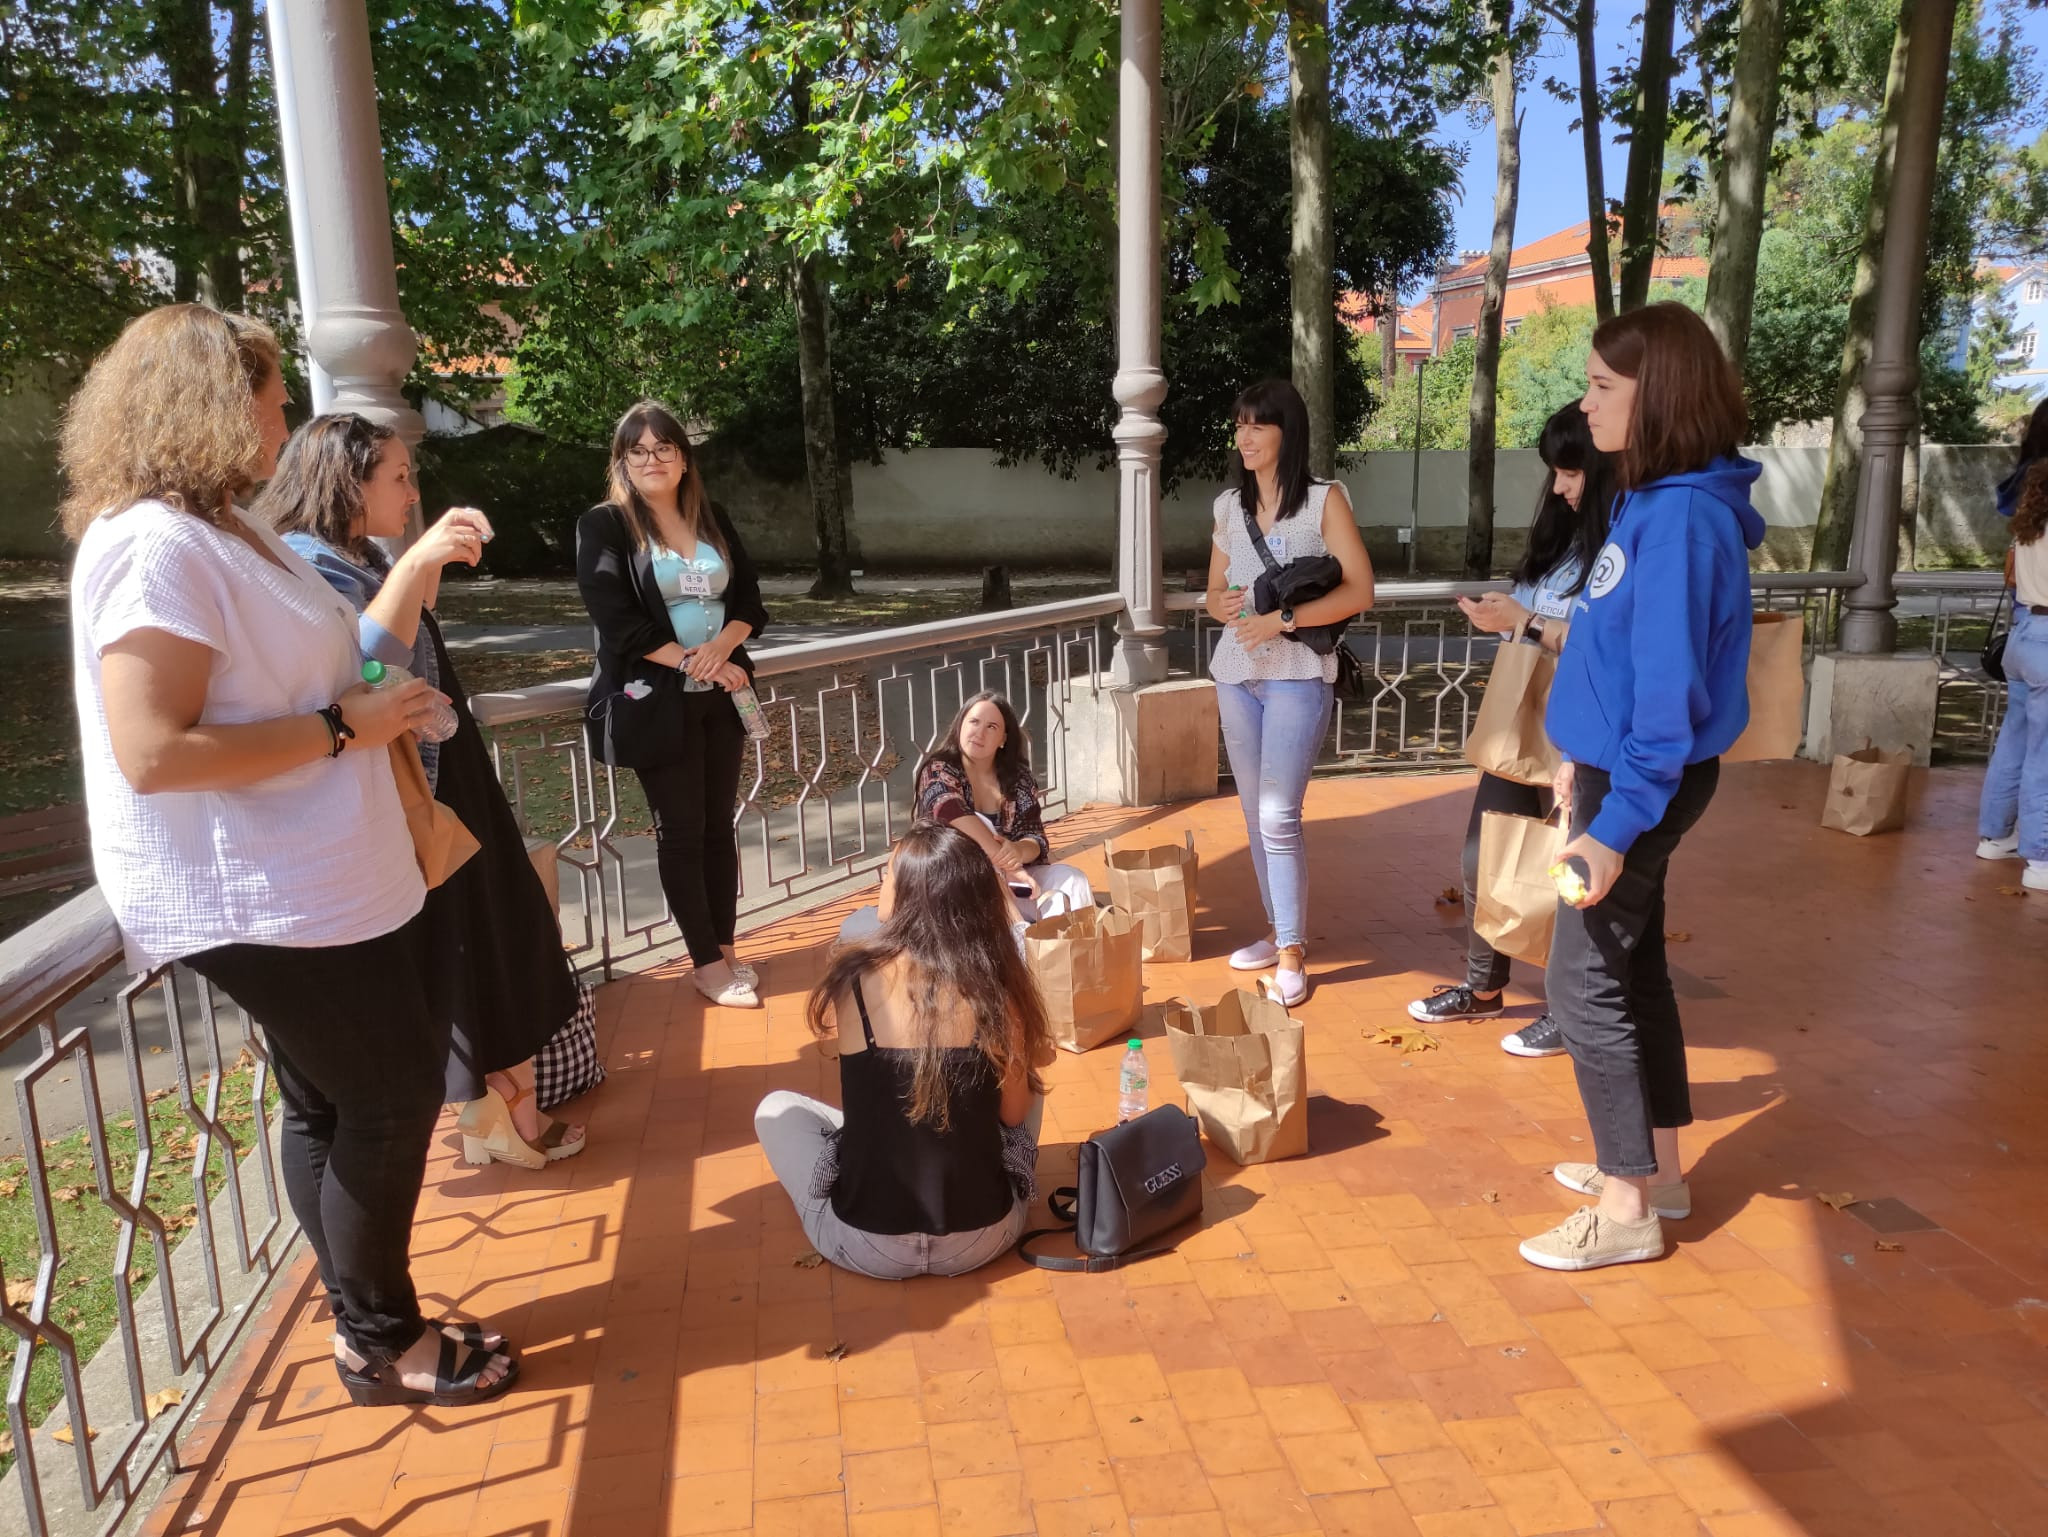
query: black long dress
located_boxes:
[421,611,577,1102]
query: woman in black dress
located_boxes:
[258,414,587,1170]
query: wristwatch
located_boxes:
[1524,614,1547,646]
[1280,607,1297,633]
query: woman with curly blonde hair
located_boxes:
[64,305,518,1407]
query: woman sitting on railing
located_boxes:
[257,414,588,1171]
[576,400,771,1009]
[61,306,515,1406]
[1407,403,1615,1058]
[914,692,1096,923]
[756,823,1052,1278]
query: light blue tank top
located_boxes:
[650,540,729,693]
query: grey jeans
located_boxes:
[754,1089,1040,1279]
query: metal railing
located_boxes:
[0,899,294,1537]
[470,594,1121,979]
[1896,571,2008,752]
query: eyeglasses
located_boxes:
[625,442,682,466]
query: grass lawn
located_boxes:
[0,1054,279,1470]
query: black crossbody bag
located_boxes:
[1239,499,1366,697]
[1016,1104,1206,1272]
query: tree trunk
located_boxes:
[153,0,249,307]
[1287,0,1336,479]
[793,253,855,598]
[1379,291,1399,403]
[1703,0,1784,371]
[1810,2,1914,572]
[1466,28,1522,578]
[1573,0,1615,323]
[1617,0,1676,312]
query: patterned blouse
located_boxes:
[914,758,1052,864]
[1210,481,1340,686]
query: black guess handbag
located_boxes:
[1016,1104,1206,1272]
[1983,585,2010,684]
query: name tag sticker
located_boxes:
[1265,532,1286,561]
[672,568,714,598]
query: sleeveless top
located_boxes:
[651,539,728,693]
[1210,481,1340,686]
[821,978,1031,1236]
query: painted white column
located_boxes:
[1838,0,1957,654]
[266,0,334,414]
[1110,0,1169,689]
[267,0,424,448]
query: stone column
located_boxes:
[1110,0,1169,689]
[1838,0,1956,655]
[266,0,333,414]
[269,0,424,449]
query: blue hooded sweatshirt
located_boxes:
[1544,455,1766,853]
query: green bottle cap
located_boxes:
[361,660,386,684]
[1127,1039,1142,1050]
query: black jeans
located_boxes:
[1546,758,1719,1177]
[185,912,449,1363]
[636,689,746,967]
[1462,771,1552,992]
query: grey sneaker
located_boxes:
[1501,1015,1566,1058]
[1519,1206,1666,1272]
[1553,1162,1691,1219]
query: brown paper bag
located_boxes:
[390,737,480,889]
[1025,903,1144,1053]
[1473,810,1563,967]
[1723,611,1806,763]
[1820,745,1912,836]
[1103,832,1199,963]
[1465,630,1560,786]
[1160,987,1308,1164]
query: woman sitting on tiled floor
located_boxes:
[755,823,1053,1278]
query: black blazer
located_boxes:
[575,500,772,758]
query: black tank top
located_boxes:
[827,978,1016,1237]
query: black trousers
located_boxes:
[635,690,746,967]
[1461,771,1552,992]
[185,911,450,1363]
[1546,758,1719,1177]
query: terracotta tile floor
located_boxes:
[145,762,2048,1537]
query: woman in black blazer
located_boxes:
[577,400,772,1008]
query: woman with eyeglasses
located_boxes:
[577,401,772,1008]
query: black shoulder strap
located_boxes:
[850,976,878,1049]
[1241,497,1283,577]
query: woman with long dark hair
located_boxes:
[1408,405,1616,1057]
[64,307,514,1404]
[1977,443,2048,889]
[577,400,771,1008]
[1994,399,2048,521]
[915,691,1095,920]
[755,824,1054,1278]
[1522,302,1764,1273]
[1203,379,1374,1005]
[259,414,587,1170]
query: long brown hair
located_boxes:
[605,399,725,557]
[1590,302,1747,490]
[2015,461,2048,546]
[58,305,282,539]
[254,414,397,554]
[806,824,1050,1127]
[927,692,1031,797]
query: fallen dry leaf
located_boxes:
[1500,1345,1527,1359]
[4,1280,32,1308]
[144,1388,184,1419]
[1479,1191,1501,1205]
[824,1341,849,1362]
[1874,1239,1905,1254]
[1434,887,1463,907]
[1816,1192,1857,1211]
[0,1180,17,1200]
[1995,886,2028,898]
[792,1250,826,1270]
[52,1187,83,1205]
[1362,1025,1442,1054]
[1664,931,1692,943]
[0,1432,11,1458]
[51,1424,95,1445]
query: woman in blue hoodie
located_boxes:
[1520,303,1764,1274]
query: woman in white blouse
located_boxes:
[61,306,516,1408]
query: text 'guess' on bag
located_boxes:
[1016,1104,1207,1272]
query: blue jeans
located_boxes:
[1979,605,2048,861]
[1216,679,1332,949]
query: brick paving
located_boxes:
[144,762,2048,1537]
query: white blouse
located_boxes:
[71,502,425,972]
[1209,482,1341,686]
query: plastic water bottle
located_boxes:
[362,659,458,743]
[1117,1040,1148,1123]
[729,683,772,743]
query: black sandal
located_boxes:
[336,1332,520,1408]
[428,1317,511,1355]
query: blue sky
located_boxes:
[1427,5,2048,273]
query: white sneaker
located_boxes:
[2025,861,2048,893]
[1977,834,2021,860]
[1269,965,1308,1007]
[1229,938,1279,971]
